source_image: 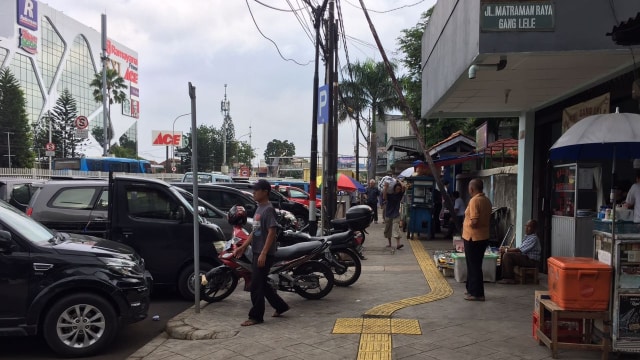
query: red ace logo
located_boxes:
[152,131,182,146]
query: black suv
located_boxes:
[0,200,150,357]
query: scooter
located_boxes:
[200,207,335,303]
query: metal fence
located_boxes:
[0,168,184,182]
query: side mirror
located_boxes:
[176,206,186,222]
[0,230,16,254]
[198,206,207,216]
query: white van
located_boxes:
[182,172,233,184]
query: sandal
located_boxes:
[272,307,289,317]
[241,318,262,326]
[397,244,404,249]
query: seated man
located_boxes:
[497,219,541,284]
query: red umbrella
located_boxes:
[317,174,366,192]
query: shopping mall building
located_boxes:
[0,0,139,155]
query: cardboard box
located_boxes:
[451,253,498,283]
[548,257,612,311]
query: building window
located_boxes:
[37,17,66,93]
[8,53,44,125]
[57,35,99,124]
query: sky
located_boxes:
[42,0,435,165]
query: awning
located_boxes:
[433,153,481,167]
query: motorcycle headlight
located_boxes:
[99,257,144,278]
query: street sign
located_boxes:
[75,129,89,138]
[317,84,328,125]
[45,151,55,157]
[75,116,89,129]
[174,151,187,157]
[45,142,55,151]
[171,166,177,172]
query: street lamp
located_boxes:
[171,113,191,169]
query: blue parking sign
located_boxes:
[317,84,328,125]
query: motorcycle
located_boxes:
[200,206,335,303]
[278,205,373,287]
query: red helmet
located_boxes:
[227,205,247,226]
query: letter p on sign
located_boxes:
[317,84,328,125]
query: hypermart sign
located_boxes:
[152,130,183,147]
[481,1,554,31]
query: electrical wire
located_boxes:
[343,0,426,13]
[286,0,315,45]
[245,0,312,66]
[253,0,306,12]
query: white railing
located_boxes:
[0,168,183,182]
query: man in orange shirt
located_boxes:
[462,178,492,301]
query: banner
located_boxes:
[562,93,610,133]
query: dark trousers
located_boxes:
[431,204,442,235]
[248,254,289,322]
[367,202,378,222]
[501,252,539,279]
[464,239,488,297]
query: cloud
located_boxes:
[43,0,435,164]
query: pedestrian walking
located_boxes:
[462,178,492,301]
[365,179,380,223]
[233,179,289,326]
[383,182,405,249]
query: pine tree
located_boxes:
[0,68,34,168]
[34,89,85,160]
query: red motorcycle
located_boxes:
[200,206,334,303]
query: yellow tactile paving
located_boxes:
[332,238,453,359]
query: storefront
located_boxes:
[420,0,640,251]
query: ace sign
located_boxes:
[152,130,183,147]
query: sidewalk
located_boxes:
[128,223,608,360]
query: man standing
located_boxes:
[625,170,640,223]
[233,179,289,326]
[462,178,492,301]
[383,182,405,249]
[365,179,381,224]
[498,219,541,284]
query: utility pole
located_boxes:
[101,14,109,157]
[4,132,14,170]
[220,84,230,174]
[324,0,337,223]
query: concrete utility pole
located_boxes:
[101,14,109,157]
[4,132,14,170]
[324,0,338,223]
[220,84,230,174]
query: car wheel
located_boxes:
[43,293,118,357]
[177,262,214,300]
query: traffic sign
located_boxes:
[45,151,55,157]
[45,142,55,151]
[174,151,187,157]
[75,116,89,129]
[75,129,89,138]
[171,166,177,172]
[241,170,249,177]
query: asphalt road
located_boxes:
[0,289,191,360]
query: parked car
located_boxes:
[0,200,151,357]
[0,177,45,212]
[27,177,226,300]
[274,184,321,209]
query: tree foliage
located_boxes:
[89,68,128,149]
[0,68,34,168]
[264,139,295,165]
[34,89,85,160]
[339,60,400,179]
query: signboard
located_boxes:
[45,151,55,157]
[476,122,488,151]
[75,129,89,138]
[45,142,55,151]
[75,116,89,129]
[17,0,38,31]
[562,93,610,134]
[317,84,328,125]
[152,130,183,146]
[481,2,554,32]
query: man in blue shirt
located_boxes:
[497,219,541,284]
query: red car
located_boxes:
[273,185,322,209]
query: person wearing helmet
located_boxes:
[233,179,289,326]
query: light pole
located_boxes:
[171,113,191,170]
[4,132,14,170]
[220,84,230,173]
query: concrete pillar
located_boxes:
[516,111,535,245]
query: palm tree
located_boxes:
[339,60,399,180]
[89,68,128,150]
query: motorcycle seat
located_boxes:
[275,240,324,261]
[325,231,353,246]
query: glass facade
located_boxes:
[56,35,99,124]
[0,48,7,67]
[8,53,44,125]
[37,17,65,93]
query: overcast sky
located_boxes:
[43,0,435,165]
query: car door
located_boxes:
[0,230,31,327]
[112,183,193,286]
[39,186,105,236]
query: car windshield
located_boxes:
[169,187,206,223]
[0,201,53,245]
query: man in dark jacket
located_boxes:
[365,179,380,223]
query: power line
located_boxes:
[244,0,312,66]
[252,0,306,12]
[343,0,426,13]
